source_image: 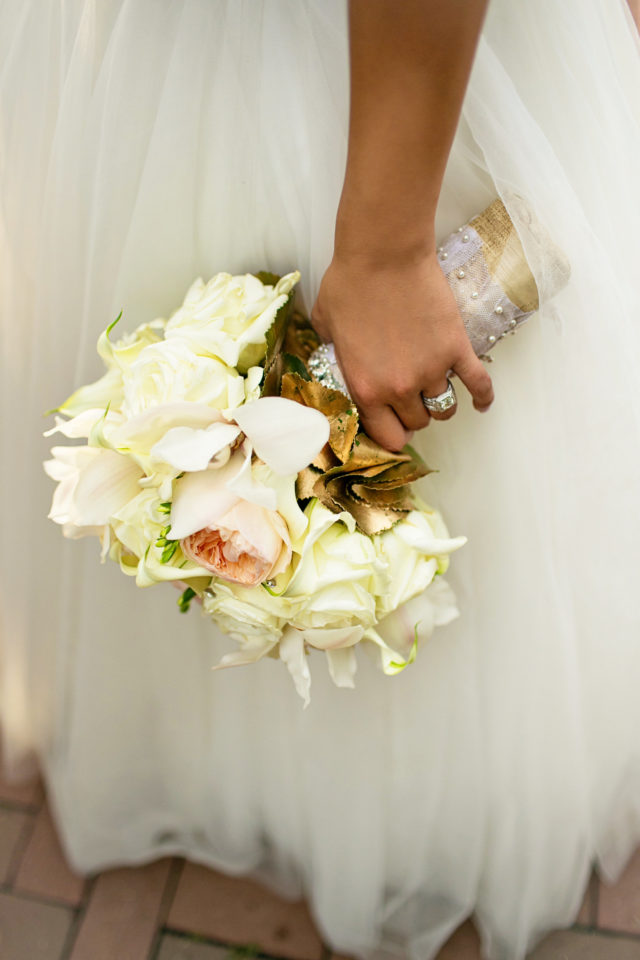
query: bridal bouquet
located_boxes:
[44,271,465,704]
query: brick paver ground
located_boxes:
[1,760,640,960]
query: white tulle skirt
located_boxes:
[2,1,640,958]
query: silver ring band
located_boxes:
[422,378,457,414]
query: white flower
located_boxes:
[121,339,246,416]
[181,498,292,588]
[372,508,466,619]
[108,487,207,588]
[44,446,143,537]
[164,271,299,371]
[205,499,466,704]
[150,395,329,480]
[204,501,383,704]
[168,441,312,587]
[44,407,124,441]
[284,501,383,631]
[374,577,461,667]
[58,317,165,417]
[203,583,286,645]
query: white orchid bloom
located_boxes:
[169,453,258,540]
[231,396,329,477]
[145,420,240,473]
[149,395,328,482]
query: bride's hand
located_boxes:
[312,0,493,452]
[311,250,494,452]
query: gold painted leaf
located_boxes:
[307,434,432,534]
[283,311,321,364]
[281,373,359,464]
[296,466,323,501]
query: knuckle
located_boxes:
[403,410,431,432]
[351,379,380,408]
[388,375,416,403]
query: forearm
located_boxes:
[337,0,489,263]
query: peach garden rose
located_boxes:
[181,499,292,587]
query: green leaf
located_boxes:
[388,623,420,672]
[106,310,123,339]
[282,352,311,381]
[252,271,281,287]
[161,540,179,564]
[261,580,287,597]
[157,502,172,515]
[177,587,196,613]
[403,443,427,466]
[88,401,112,449]
[260,291,295,397]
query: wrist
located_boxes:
[334,182,437,267]
[334,216,437,268]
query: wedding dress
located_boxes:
[2,1,640,958]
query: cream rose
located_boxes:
[283,501,383,632]
[164,271,299,372]
[121,338,246,416]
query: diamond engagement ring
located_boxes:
[422,379,457,414]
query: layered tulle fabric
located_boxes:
[2,1,640,957]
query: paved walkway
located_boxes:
[1,764,640,959]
